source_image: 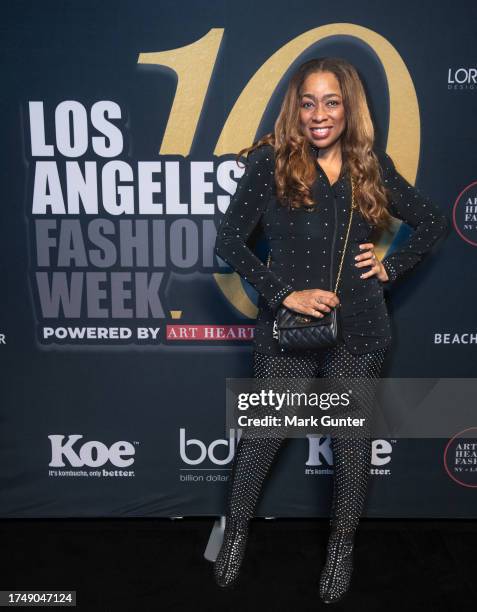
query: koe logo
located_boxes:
[305,435,394,467]
[179,428,239,465]
[49,434,136,468]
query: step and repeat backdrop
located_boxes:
[1,0,476,517]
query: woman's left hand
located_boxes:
[355,242,389,282]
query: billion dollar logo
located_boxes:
[138,24,420,318]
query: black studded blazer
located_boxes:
[214,142,449,355]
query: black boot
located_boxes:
[212,427,285,588]
[213,516,250,588]
[319,529,355,604]
[319,428,371,603]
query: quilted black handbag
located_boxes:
[267,176,357,351]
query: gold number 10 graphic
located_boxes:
[138,24,420,318]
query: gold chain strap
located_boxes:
[334,175,356,294]
[266,176,356,296]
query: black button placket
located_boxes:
[311,146,343,294]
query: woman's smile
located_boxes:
[310,125,333,140]
[299,71,346,151]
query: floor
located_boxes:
[1,518,475,611]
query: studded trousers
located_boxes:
[224,341,388,532]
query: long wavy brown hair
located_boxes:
[237,57,393,230]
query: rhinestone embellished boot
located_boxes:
[213,515,250,588]
[319,528,355,603]
[211,423,285,588]
[318,423,372,603]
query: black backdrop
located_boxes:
[1,0,476,517]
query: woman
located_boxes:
[212,57,448,603]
